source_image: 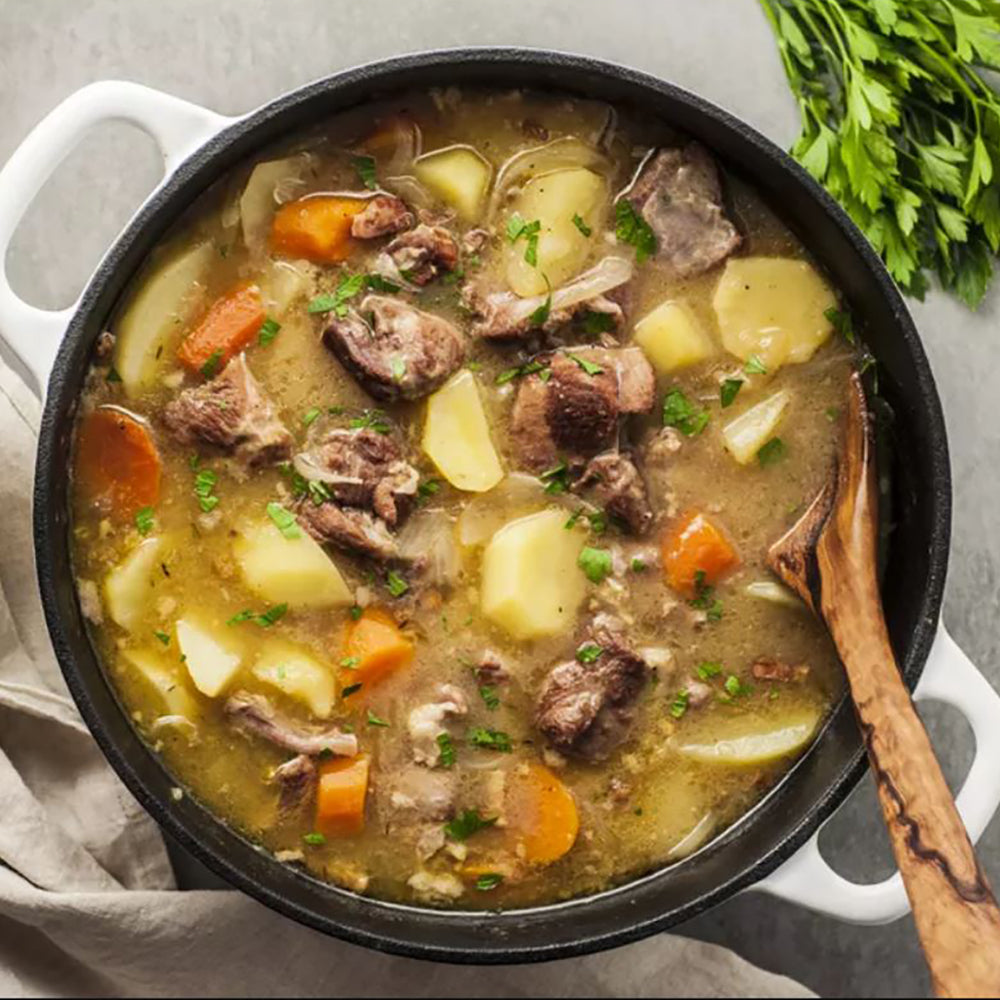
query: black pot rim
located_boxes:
[32,46,951,964]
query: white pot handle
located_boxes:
[755,622,1000,924]
[0,81,232,397]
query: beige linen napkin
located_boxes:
[0,357,811,998]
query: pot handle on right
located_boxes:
[0,80,231,398]
[755,623,1000,924]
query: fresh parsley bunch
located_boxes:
[760,0,1000,307]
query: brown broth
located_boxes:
[70,87,852,908]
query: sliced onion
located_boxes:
[398,509,460,587]
[382,174,433,210]
[488,137,611,220]
[239,152,316,254]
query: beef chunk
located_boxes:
[350,194,414,239]
[535,614,649,761]
[751,658,810,683]
[293,428,418,527]
[626,144,740,277]
[322,295,464,401]
[295,499,397,560]
[383,224,459,285]
[510,347,655,471]
[162,354,293,467]
[225,692,358,757]
[575,452,653,534]
[272,754,317,817]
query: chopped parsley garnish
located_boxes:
[302,407,322,426]
[106,366,123,383]
[350,153,377,190]
[364,273,400,294]
[539,460,571,495]
[341,682,363,698]
[614,198,657,263]
[564,509,583,530]
[385,570,409,598]
[689,570,723,621]
[278,461,309,499]
[479,685,500,711]
[437,732,456,768]
[307,272,367,317]
[587,510,608,535]
[506,214,542,265]
[670,690,690,719]
[697,661,723,680]
[572,213,592,237]
[340,656,360,670]
[135,506,155,535]
[578,546,613,584]
[302,832,327,846]
[475,873,504,891]
[468,727,512,753]
[528,287,552,328]
[367,710,390,728]
[227,603,288,627]
[417,478,442,504]
[581,310,616,335]
[631,556,646,573]
[349,408,392,434]
[258,317,281,346]
[193,468,219,513]
[349,604,363,621]
[153,630,170,646]
[723,674,752,699]
[662,388,709,436]
[200,350,224,379]
[744,354,768,376]
[568,353,604,376]
[576,643,603,664]
[266,501,301,539]
[825,306,855,345]
[720,378,744,408]
[444,808,498,841]
[757,437,786,467]
[496,359,548,385]
[307,480,332,505]
[825,407,840,422]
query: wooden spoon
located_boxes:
[768,371,1000,999]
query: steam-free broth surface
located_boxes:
[71,87,854,907]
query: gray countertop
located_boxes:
[2,1,998,996]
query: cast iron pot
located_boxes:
[2,48,999,963]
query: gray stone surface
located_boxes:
[2,1,997,996]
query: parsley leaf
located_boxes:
[437,732,456,768]
[302,832,326,846]
[757,437,787,467]
[367,710,390,728]
[302,407,322,426]
[308,273,367,317]
[578,546,613,584]
[572,213,593,237]
[153,630,170,646]
[468,727,512,753]
[670,690,690,719]
[258,317,281,346]
[350,154,377,190]
[697,661,723,680]
[349,408,392,434]
[479,685,500,710]
[266,501,301,539]
[744,354,768,376]
[568,353,604,376]
[662,388,709,436]
[581,310,616,335]
[385,570,409,597]
[475,873,504,891]
[193,468,219,513]
[135,506,155,535]
[200,350,224,379]
[720,378,744,408]
[444,808,498,841]
[614,199,657,263]
[576,643,603,664]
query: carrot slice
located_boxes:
[176,281,265,374]
[661,510,740,597]
[340,607,414,692]
[75,407,161,517]
[316,754,369,836]
[270,196,366,263]
[503,762,579,865]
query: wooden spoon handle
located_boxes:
[822,567,1000,997]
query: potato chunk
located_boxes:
[175,619,243,698]
[104,536,164,632]
[634,300,715,374]
[414,145,491,221]
[480,509,585,640]
[721,390,790,465]
[423,370,504,492]
[234,521,352,608]
[713,257,836,370]
[114,242,213,398]
[252,639,335,718]
[503,167,607,297]
[122,647,198,718]
[675,704,822,766]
